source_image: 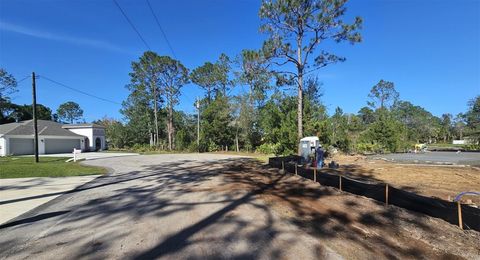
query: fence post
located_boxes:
[457,201,463,230]
[339,175,342,191]
[295,163,298,176]
[282,160,285,173]
[385,184,389,206]
[314,167,317,182]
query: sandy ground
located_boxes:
[0,154,340,260]
[322,154,480,205]
[1,154,478,259]
[221,160,480,260]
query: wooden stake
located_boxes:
[314,167,317,182]
[295,163,298,176]
[339,175,342,191]
[385,184,389,206]
[457,201,463,230]
[282,160,285,172]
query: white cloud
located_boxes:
[0,21,132,54]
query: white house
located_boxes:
[0,120,106,156]
[62,123,106,152]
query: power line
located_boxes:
[145,0,177,59]
[113,0,151,50]
[16,75,31,85]
[38,75,122,105]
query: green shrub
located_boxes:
[356,142,382,154]
[256,143,278,154]
[465,144,480,151]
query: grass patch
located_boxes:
[0,157,107,178]
[428,143,465,148]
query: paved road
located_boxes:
[0,175,100,224]
[0,154,339,259]
[370,151,480,166]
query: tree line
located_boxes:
[1,0,478,154]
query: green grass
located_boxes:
[428,143,465,148]
[0,157,107,178]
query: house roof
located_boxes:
[0,120,84,137]
[62,123,105,129]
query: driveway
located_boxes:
[0,154,339,259]
[38,151,139,160]
[0,175,100,224]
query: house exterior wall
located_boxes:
[66,128,94,150]
[0,135,85,156]
[92,128,106,150]
[66,127,105,151]
[0,137,6,156]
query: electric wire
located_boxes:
[113,0,151,50]
[38,75,122,105]
[145,0,177,59]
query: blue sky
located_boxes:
[0,0,478,122]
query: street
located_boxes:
[0,154,339,259]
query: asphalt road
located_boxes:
[370,151,480,166]
[0,154,339,260]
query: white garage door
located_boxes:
[9,138,34,155]
[45,139,81,154]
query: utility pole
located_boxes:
[196,97,200,151]
[32,72,39,163]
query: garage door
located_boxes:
[9,138,34,155]
[45,139,81,154]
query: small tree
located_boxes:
[57,101,83,123]
[368,80,399,110]
[363,110,402,153]
[236,49,272,106]
[94,117,128,149]
[191,54,232,103]
[201,94,234,151]
[440,113,453,142]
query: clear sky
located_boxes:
[0,0,479,122]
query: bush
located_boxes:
[256,143,277,154]
[356,142,382,154]
[208,140,219,152]
[465,144,480,151]
[130,143,158,153]
[188,142,199,152]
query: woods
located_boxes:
[1,0,478,155]
[93,50,479,154]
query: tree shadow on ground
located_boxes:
[1,157,477,259]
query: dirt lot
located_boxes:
[1,154,478,259]
[221,160,480,259]
[321,154,480,205]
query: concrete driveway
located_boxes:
[38,151,139,160]
[0,153,339,259]
[0,175,100,224]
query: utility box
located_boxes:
[299,136,320,164]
